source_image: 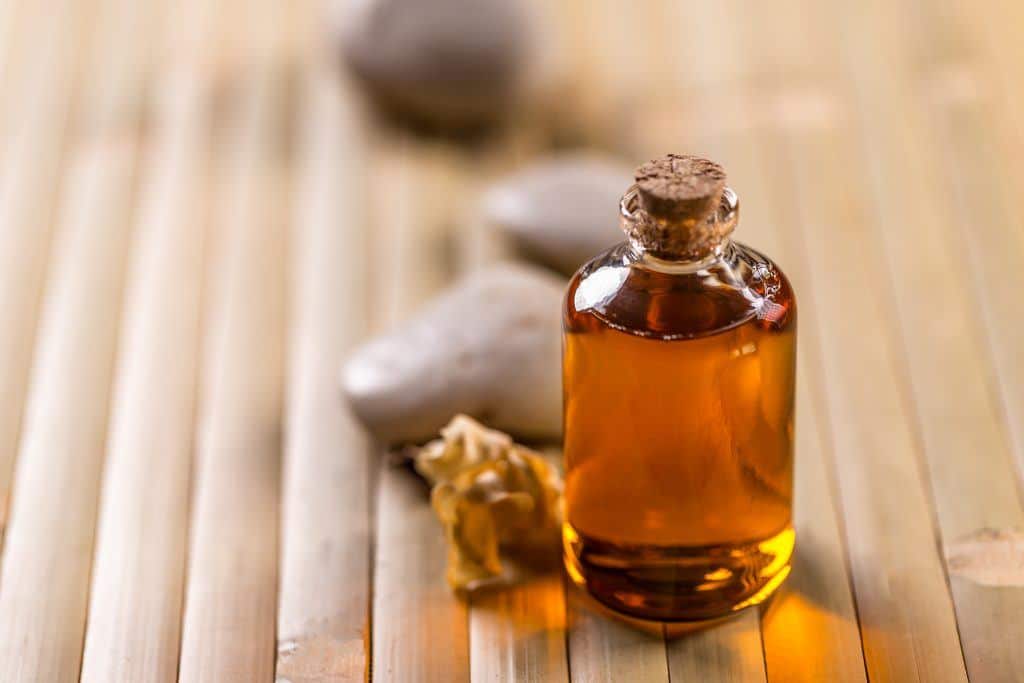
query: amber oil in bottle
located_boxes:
[562,155,796,621]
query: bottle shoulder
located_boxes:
[564,241,796,340]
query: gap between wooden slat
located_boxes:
[275,68,373,683]
[0,135,139,682]
[176,66,288,683]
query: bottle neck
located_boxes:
[619,185,740,263]
[628,238,735,273]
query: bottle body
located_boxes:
[562,241,796,621]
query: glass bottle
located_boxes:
[562,154,796,621]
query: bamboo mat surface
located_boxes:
[0,0,1023,680]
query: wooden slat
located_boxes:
[0,0,93,542]
[666,612,767,682]
[696,132,867,682]
[2,0,1023,678]
[0,137,138,682]
[963,0,1024,170]
[828,1,1024,677]
[0,0,24,148]
[470,576,568,682]
[760,374,868,683]
[78,67,211,683]
[930,0,1024,505]
[694,114,870,683]
[574,0,657,108]
[275,68,372,683]
[678,0,969,677]
[0,0,19,72]
[367,141,459,330]
[176,68,287,683]
[934,34,1024,492]
[75,0,156,135]
[646,4,769,681]
[374,463,469,682]
[0,2,83,169]
[544,0,676,677]
[454,147,570,681]
[927,87,1024,683]
[768,119,968,682]
[0,1,147,678]
[370,139,469,683]
[567,588,670,683]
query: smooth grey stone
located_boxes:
[481,155,631,275]
[334,0,529,130]
[342,263,564,445]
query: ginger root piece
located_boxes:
[414,414,562,591]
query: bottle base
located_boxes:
[563,524,794,622]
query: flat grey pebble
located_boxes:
[342,263,564,445]
[334,0,529,130]
[481,155,631,276]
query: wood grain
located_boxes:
[276,69,372,683]
[176,67,287,683]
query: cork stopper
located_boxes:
[623,154,736,260]
[635,154,726,222]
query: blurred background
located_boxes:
[0,0,1023,680]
